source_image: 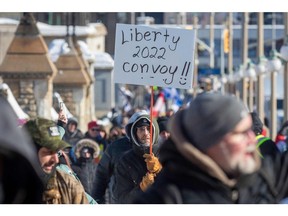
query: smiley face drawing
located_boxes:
[179,76,187,85]
[179,61,191,85]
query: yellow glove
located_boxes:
[140,172,155,192]
[143,153,162,174]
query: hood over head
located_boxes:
[125,110,159,156]
[68,117,78,126]
[125,110,149,140]
[74,138,100,159]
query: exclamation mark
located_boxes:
[181,61,187,76]
[185,62,191,77]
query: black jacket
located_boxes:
[113,149,147,204]
[71,138,100,196]
[92,136,132,203]
[71,158,98,196]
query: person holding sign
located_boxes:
[112,110,161,204]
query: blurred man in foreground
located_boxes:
[134,93,288,204]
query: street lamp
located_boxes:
[280,31,288,122]
[233,65,245,100]
[227,73,235,84]
[255,56,268,122]
[280,34,288,121]
[256,56,268,75]
[220,75,228,87]
[245,60,257,111]
[246,61,257,81]
[233,65,244,82]
[280,36,288,61]
[267,50,282,72]
[267,49,282,139]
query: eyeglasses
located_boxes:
[227,127,255,142]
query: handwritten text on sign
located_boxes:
[114,24,196,89]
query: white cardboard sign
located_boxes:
[114,24,196,89]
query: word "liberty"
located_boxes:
[121,27,181,51]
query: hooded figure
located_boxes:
[63,117,84,147]
[124,110,159,156]
[113,110,161,203]
[0,94,44,203]
[71,138,100,197]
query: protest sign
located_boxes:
[114,24,196,89]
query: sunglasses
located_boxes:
[91,128,99,132]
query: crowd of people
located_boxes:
[1,89,288,204]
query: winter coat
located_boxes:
[113,149,148,204]
[43,168,89,204]
[133,110,288,204]
[71,159,98,196]
[93,136,132,203]
[113,112,160,204]
[63,118,84,147]
[71,139,100,196]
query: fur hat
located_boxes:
[74,139,100,159]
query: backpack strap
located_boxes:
[256,135,271,159]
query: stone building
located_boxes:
[0,13,57,119]
[0,14,108,131]
[53,35,93,131]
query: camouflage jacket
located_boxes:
[43,168,89,204]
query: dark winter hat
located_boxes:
[134,117,150,128]
[250,112,263,135]
[182,93,248,151]
[24,117,70,152]
[68,117,78,126]
[157,117,169,133]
